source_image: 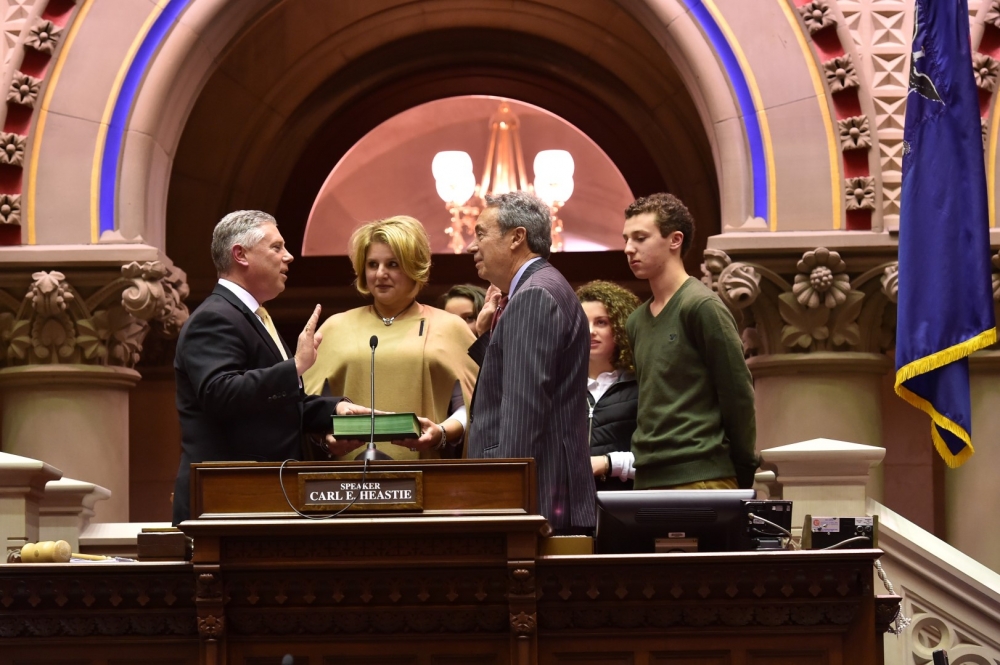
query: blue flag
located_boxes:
[896,0,997,467]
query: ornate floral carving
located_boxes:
[197,614,224,639]
[798,0,836,34]
[509,567,535,596]
[779,293,830,349]
[121,261,190,336]
[701,248,760,311]
[510,611,536,635]
[838,116,871,151]
[698,245,898,356]
[0,193,20,225]
[27,271,75,360]
[26,19,61,55]
[0,259,189,369]
[973,52,999,92]
[882,262,899,304]
[0,312,29,361]
[7,72,40,107]
[718,263,761,311]
[793,248,850,309]
[0,132,26,166]
[823,55,859,93]
[988,0,1000,29]
[845,176,876,211]
[700,248,731,292]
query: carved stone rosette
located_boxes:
[0,259,189,369]
[700,247,898,357]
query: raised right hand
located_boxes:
[475,284,503,336]
[295,304,323,376]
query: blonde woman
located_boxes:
[303,216,478,459]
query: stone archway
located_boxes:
[155,2,730,297]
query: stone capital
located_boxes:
[0,244,189,370]
[703,232,1000,362]
[702,234,901,360]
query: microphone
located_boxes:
[281,656,294,665]
[357,335,391,461]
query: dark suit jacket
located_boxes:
[172,285,343,524]
[467,259,596,530]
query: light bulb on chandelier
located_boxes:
[431,102,574,253]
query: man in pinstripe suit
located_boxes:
[466,191,597,533]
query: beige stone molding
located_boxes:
[0,450,62,552]
[747,351,892,378]
[0,363,141,389]
[761,438,885,536]
[0,245,189,369]
[38,477,111,551]
[870,499,1000,665]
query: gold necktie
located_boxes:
[256,306,288,360]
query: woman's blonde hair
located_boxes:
[349,215,432,295]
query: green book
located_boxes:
[331,413,421,441]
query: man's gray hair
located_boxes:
[484,191,552,259]
[211,210,277,276]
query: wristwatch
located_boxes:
[604,454,613,478]
[435,423,448,450]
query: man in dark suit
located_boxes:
[466,192,596,533]
[172,210,367,524]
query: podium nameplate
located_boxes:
[298,471,424,512]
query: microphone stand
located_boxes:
[358,334,392,461]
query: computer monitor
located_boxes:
[595,489,756,554]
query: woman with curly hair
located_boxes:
[576,280,641,490]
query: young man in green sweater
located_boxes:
[604,193,758,490]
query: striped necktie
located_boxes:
[490,295,509,333]
[255,306,288,360]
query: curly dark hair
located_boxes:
[576,280,641,373]
[625,193,696,257]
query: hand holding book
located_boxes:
[392,416,447,452]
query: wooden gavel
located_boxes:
[15,541,111,563]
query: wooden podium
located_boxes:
[0,459,898,665]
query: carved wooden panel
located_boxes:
[649,654,730,665]
[746,653,829,665]
[227,644,508,665]
[545,654,633,664]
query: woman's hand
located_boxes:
[392,416,443,452]
[475,284,504,336]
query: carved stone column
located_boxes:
[701,238,898,500]
[38,477,111,551]
[0,245,189,522]
[0,365,135,521]
[946,350,1000,572]
[0,451,61,553]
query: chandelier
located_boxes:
[431,102,575,253]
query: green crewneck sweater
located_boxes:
[626,277,757,489]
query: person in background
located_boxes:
[577,280,640,491]
[613,193,758,490]
[303,215,479,459]
[441,283,487,337]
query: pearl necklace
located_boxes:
[372,300,416,326]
